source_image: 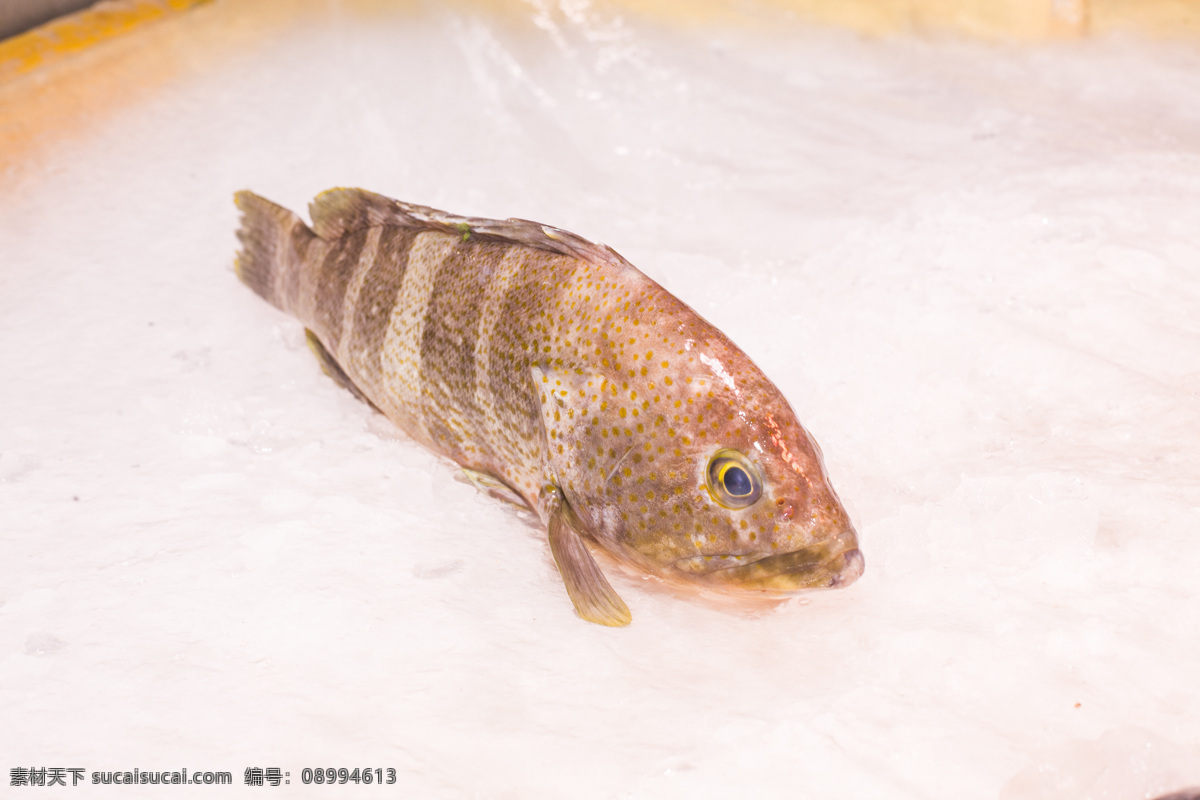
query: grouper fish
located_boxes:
[234,188,864,626]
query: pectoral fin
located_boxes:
[543,485,631,627]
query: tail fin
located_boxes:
[233,191,317,313]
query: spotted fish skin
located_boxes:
[234,188,864,626]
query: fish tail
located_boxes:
[234,190,318,314]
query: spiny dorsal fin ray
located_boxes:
[542,484,632,627]
[308,187,634,269]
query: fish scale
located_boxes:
[234,187,864,626]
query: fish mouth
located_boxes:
[674,528,864,592]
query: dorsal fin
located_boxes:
[307,187,634,270]
[309,187,408,239]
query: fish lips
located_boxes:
[675,528,864,592]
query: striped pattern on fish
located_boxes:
[234,188,864,626]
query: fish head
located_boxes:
[542,319,863,598]
[662,393,865,595]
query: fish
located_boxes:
[233,188,864,626]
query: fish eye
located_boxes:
[706,449,762,509]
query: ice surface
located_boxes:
[2,2,1199,797]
